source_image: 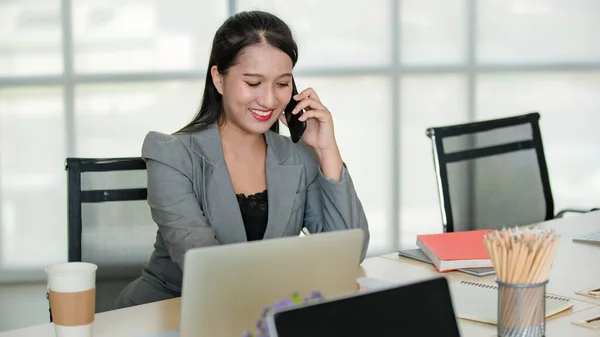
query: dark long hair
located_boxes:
[177,11,298,134]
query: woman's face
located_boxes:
[212,43,293,136]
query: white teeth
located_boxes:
[250,109,272,116]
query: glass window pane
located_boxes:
[238,1,392,69]
[0,87,66,269]
[0,0,62,76]
[73,0,228,73]
[401,0,467,65]
[477,0,600,64]
[294,76,392,255]
[75,81,204,157]
[399,75,468,248]
[476,72,600,213]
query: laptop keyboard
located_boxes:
[576,231,600,242]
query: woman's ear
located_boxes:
[211,65,224,95]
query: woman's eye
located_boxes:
[277,83,290,87]
[246,82,260,87]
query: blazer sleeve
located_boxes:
[142,132,220,270]
[300,145,370,262]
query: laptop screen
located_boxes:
[269,277,460,337]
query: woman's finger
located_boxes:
[297,109,332,123]
[290,97,325,116]
[294,87,321,103]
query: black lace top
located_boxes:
[235,190,268,241]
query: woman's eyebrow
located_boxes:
[242,73,293,78]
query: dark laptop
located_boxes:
[267,277,461,337]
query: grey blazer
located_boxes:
[116,123,369,308]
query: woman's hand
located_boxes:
[286,88,335,152]
[279,87,344,181]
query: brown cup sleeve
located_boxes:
[49,288,96,326]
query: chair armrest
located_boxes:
[555,208,600,218]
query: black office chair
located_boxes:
[426,112,597,233]
[64,157,157,313]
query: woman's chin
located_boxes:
[241,121,276,135]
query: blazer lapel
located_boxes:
[263,133,303,239]
[204,159,248,243]
[190,125,247,244]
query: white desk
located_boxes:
[384,210,600,305]
[360,256,598,337]
[2,212,599,337]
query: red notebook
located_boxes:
[416,230,493,272]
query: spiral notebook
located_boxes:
[451,281,574,325]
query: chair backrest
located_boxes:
[426,112,554,232]
[65,157,156,312]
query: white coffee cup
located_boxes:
[45,262,98,337]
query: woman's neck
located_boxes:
[219,121,266,155]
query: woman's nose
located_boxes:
[257,87,276,108]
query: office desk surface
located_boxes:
[386,210,600,305]
[1,212,599,337]
[360,257,597,337]
[1,256,597,337]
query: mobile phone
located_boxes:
[284,78,307,143]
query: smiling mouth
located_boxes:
[249,108,274,121]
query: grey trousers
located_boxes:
[115,276,179,309]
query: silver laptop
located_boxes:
[178,229,364,337]
[573,230,600,245]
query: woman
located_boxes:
[115,10,369,309]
